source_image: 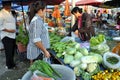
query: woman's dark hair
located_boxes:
[71,7,82,14]
[2,1,11,7]
[28,1,46,23]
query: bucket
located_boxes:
[21,64,76,80]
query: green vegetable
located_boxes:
[79,63,87,70]
[70,60,81,67]
[74,43,80,49]
[74,51,83,60]
[64,54,74,64]
[107,57,119,64]
[86,62,100,75]
[74,65,84,76]
[66,47,76,55]
[90,43,110,54]
[90,34,105,47]
[81,54,103,64]
[87,63,98,73]
[28,60,62,80]
[79,48,89,56]
[82,72,91,80]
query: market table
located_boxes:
[48,46,107,80]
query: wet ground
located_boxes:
[0,50,30,80]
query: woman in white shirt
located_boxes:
[0,1,17,69]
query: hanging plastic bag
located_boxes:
[42,52,51,64]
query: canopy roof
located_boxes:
[75,0,103,6]
[103,0,120,8]
[0,0,65,5]
[14,0,65,5]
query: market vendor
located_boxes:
[70,7,82,38]
[71,7,95,41]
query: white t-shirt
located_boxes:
[0,9,16,39]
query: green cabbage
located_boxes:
[70,60,81,67]
[82,72,91,80]
[74,65,84,76]
[79,63,87,70]
[66,47,76,55]
[74,51,83,60]
[79,48,89,56]
[63,54,74,64]
[81,54,103,64]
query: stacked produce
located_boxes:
[49,32,120,80]
[92,70,120,80]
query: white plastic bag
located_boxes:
[60,36,75,42]
[103,52,120,69]
[31,70,54,80]
[90,40,109,55]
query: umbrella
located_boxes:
[64,0,71,16]
[76,0,103,6]
[103,0,120,8]
[12,0,65,5]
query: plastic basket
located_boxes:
[21,64,76,80]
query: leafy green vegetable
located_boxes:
[107,57,119,64]
[64,54,74,64]
[74,65,84,76]
[70,60,81,67]
[82,72,91,80]
[79,63,87,70]
[90,34,105,47]
[28,60,62,80]
[66,47,76,55]
[81,54,103,64]
[79,48,89,56]
[74,51,83,60]
[16,25,29,46]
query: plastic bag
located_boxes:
[31,70,54,80]
[41,52,51,64]
[90,40,109,55]
[43,57,51,64]
[60,36,75,42]
[103,52,120,69]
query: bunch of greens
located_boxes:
[29,60,62,80]
[16,25,29,46]
[90,34,105,47]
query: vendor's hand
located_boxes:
[44,50,51,58]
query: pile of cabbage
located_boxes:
[62,44,103,80]
[90,34,110,55]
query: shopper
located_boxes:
[27,1,51,64]
[0,1,17,69]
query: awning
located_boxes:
[76,0,103,6]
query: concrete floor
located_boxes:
[0,50,30,80]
